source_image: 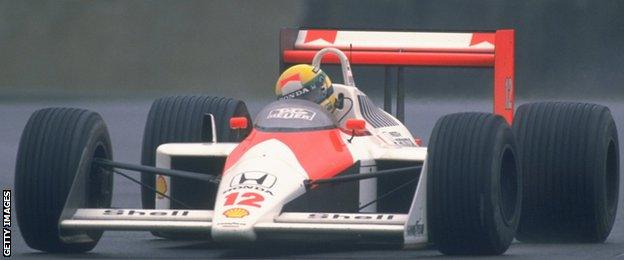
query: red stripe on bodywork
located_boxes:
[304,30,338,44]
[470,33,495,46]
[224,129,353,180]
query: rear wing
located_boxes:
[279,29,515,123]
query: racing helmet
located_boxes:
[275,64,337,112]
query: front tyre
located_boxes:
[513,102,619,242]
[427,112,522,255]
[15,108,113,252]
[141,95,251,239]
[141,96,251,209]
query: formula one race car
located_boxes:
[15,29,619,255]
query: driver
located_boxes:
[275,64,338,113]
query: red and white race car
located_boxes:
[15,29,619,255]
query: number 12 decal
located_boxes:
[223,192,264,208]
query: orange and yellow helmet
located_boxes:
[275,64,337,112]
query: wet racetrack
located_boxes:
[1,98,623,259]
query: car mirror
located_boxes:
[346,119,366,131]
[230,117,248,130]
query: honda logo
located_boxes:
[230,172,277,188]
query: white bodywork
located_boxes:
[60,48,430,247]
[295,30,495,52]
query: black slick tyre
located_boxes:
[15,108,113,252]
[427,112,521,255]
[513,102,619,242]
[140,96,251,238]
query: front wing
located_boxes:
[59,158,429,246]
[61,209,413,243]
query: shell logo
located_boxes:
[223,208,249,218]
[156,175,167,199]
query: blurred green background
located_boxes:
[1,0,622,101]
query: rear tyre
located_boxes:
[15,108,113,252]
[427,112,521,255]
[513,102,619,242]
[141,95,251,238]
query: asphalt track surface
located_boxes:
[1,98,623,259]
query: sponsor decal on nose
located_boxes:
[223,208,249,218]
[231,172,277,188]
[225,172,277,196]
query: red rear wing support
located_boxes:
[279,29,515,124]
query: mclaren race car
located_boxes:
[15,29,619,255]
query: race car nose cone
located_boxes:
[211,140,309,243]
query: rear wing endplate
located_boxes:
[279,29,515,123]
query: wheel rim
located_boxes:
[88,142,112,208]
[606,140,618,214]
[499,147,518,225]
